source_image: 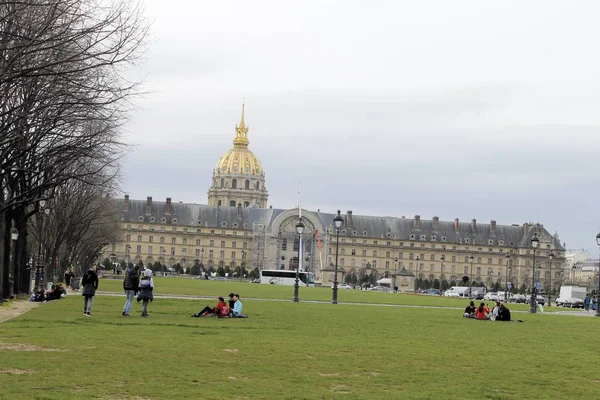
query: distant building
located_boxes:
[103,105,567,291]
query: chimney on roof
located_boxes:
[454,218,459,232]
[146,196,152,216]
[523,222,529,235]
[347,210,353,227]
[490,220,497,235]
[471,219,477,233]
[165,197,172,215]
[432,216,439,232]
[124,194,130,212]
[237,203,242,215]
[414,215,421,230]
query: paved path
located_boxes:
[95,291,597,317]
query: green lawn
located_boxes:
[0,295,598,399]
[95,276,568,313]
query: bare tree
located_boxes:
[0,0,148,298]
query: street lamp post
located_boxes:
[529,232,540,314]
[469,254,474,298]
[126,244,131,270]
[36,200,51,291]
[504,253,511,302]
[440,255,445,295]
[547,251,555,306]
[415,256,420,290]
[393,257,399,293]
[241,250,246,282]
[332,210,343,304]
[293,218,304,303]
[10,226,19,298]
[596,231,600,317]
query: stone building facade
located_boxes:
[105,105,567,291]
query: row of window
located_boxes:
[126,225,250,236]
[217,178,260,190]
[125,235,248,248]
[128,245,248,259]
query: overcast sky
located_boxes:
[121,0,600,252]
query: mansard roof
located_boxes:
[118,197,564,250]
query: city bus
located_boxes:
[260,269,315,286]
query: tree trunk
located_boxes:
[1,210,11,299]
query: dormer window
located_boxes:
[138,215,144,221]
[465,238,470,244]
[233,222,239,228]
[409,234,416,240]
[386,232,391,237]
[149,216,155,223]
[420,234,426,241]
[441,235,447,242]
[363,231,368,236]
[197,219,202,225]
[488,239,494,245]
[352,230,357,235]
[172,218,178,224]
[161,217,166,223]
[498,240,504,246]
[221,221,227,227]
[342,229,347,234]
[431,235,436,241]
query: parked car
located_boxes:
[536,295,546,306]
[423,289,440,296]
[483,292,498,301]
[444,291,461,298]
[335,283,352,290]
[508,294,527,303]
[368,285,390,292]
[560,297,585,308]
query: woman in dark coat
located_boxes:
[81,266,99,316]
[137,268,154,318]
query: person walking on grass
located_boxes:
[81,266,99,316]
[137,268,154,318]
[122,266,140,317]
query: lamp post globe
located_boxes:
[529,232,540,313]
[332,210,343,304]
[293,218,305,303]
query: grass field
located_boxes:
[94,276,569,313]
[0,290,598,400]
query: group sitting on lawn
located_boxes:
[463,300,511,321]
[192,293,247,318]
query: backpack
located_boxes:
[140,278,151,289]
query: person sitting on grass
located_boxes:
[45,284,67,301]
[463,301,476,318]
[192,297,229,317]
[228,293,236,311]
[495,303,511,321]
[231,294,244,317]
[475,302,488,320]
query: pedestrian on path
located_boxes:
[81,266,99,316]
[137,268,154,317]
[122,266,140,316]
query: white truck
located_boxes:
[556,285,587,306]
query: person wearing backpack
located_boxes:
[137,268,154,317]
[81,266,99,316]
[122,266,140,317]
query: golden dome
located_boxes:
[215,104,264,177]
[216,147,264,176]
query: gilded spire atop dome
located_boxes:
[234,103,249,147]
